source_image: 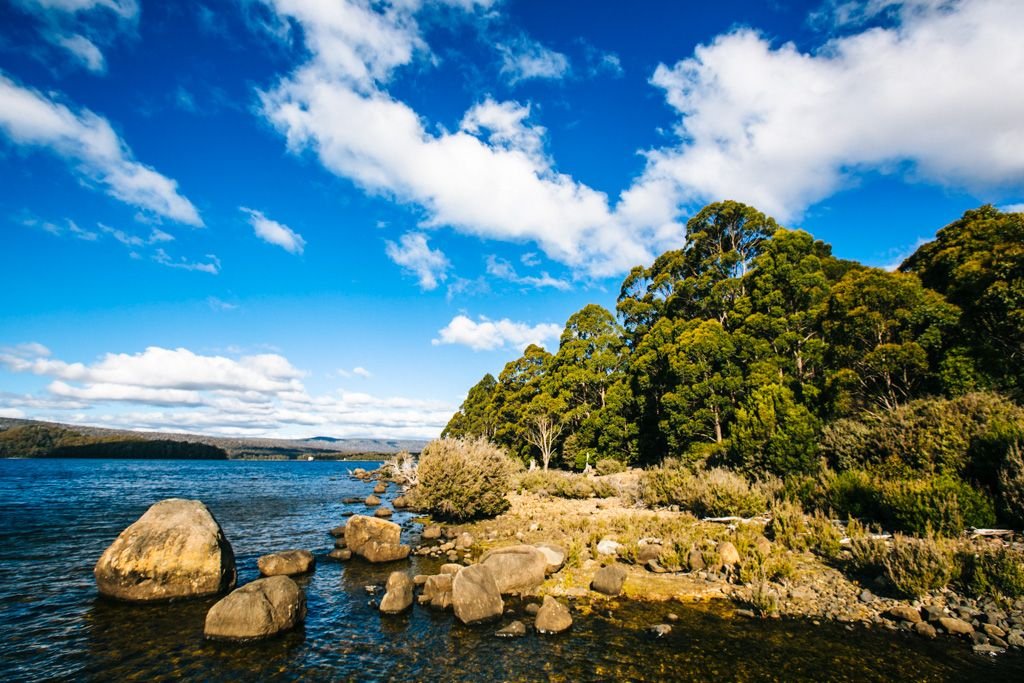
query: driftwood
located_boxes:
[968,528,1015,538]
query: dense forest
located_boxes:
[0,423,228,459]
[443,201,1024,530]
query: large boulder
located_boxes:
[480,545,548,594]
[379,572,414,614]
[452,565,503,624]
[420,574,453,609]
[257,550,315,577]
[94,498,236,601]
[718,541,741,567]
[591,564,627,596]
[344,515,410,563]
[204,576,306,640]
[535,595,572,634]
[534,544,566,574]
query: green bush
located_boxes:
[958,545,1024,599]
[640,466,774,517]
[412,437,519,521]
[882,534,956,598]
[807,512,842,559]
[595,458,627,476]
[825,469,879,519]
[997,440,1024,528]
[767,500,807,550]
[876,475,995,536]
[517,469,616,499]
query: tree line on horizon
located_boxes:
[441,201,1024,490]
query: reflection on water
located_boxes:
[1,458,1023,682]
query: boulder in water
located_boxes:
[373,506,393,518]
[452,565,503,624]
[257,550,315,577]
[479,545,547,594]
[94,498,236,601]
[373,482,387,494]
[535,595,572,634]
[204,576,306,640]
[422,525,442,540]
[379,572,414,614]
[421,574,453,609]
[365,495,381,506]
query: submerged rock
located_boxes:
[496,620,527,637]
[591,564,627,596]
[480,545,548,594]
[373,482,387,494]
[204,576,306,640]
[452,565,503,625]
[94,498,236,601]
[379,572,414,614]
[373,506,393,518]
[328,548,352,561]
[365,495,381,506]
[422,525,442,540]
[258,550,315,577]
[392,496,408,509]
[535,596,572,634]
[344,515,409,563]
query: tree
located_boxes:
[442,373,497,439]
[523,392,567,470]
[552,304,626,420]
[726,383,820,476]
[489,344,554,463]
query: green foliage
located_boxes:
[958,545,1024,599]
[998,439,1024,528]
[412,437,519,521]
[0,423,226,459]
[594,457,626,476]
[441,374,497,440]
[640,465,774,517]
[516,470,616,499]
[882,534,956,598]
[767,500,807,550]
[726,383,820,476]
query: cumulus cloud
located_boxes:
[0,343,451,438]
[241,207,306,254]
[385,232,450,290]
[641,0,1024,221]
[432,314,561,351]
[1001,203,1024,213]
[497,34,571,84]
[0,75,203,225]
[53,33,105,72]
[485,254,570,290]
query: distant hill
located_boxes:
[0,418,428,460]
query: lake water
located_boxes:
[1,458,1022,682]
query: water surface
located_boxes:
[1,458,1021,682]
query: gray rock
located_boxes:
[496,620,527,638]
[923,605,946,622]
[327,548,352,561]
[422,574,453,609]
[637,543,663,564]
[534,543,566,574]
[915,621,937,639]
[452,565,503,625]
[939,617,974,635]
[596,538,623,556]
[480,545,548,594]
[379,572,414,614]
[886,605,922,624]
[591,564,627,596]
[95,498,236,602]
[204,576,305,640]
[535,595,572,634]
[258,550,315,577]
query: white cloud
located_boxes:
[352,366,372,378]
[385,232,450,290]
[485,254,570,290]
[53,33,105,72]
[1001,203,1024,213]
[0,75,203,225]
[497,35,571,84]
[241,207,306,254]
[0,343,451,438]
[432,314,561,351]
[0,408,26,418]
[207,296,238,311]
[642,0,1024,221]
[154,249,220,274]
[14,1,138,73]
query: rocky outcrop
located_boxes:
[480,545,548,594]
[94,498,236,601]
[257,550,315,577]
[452,565,503,624]
[535,595,572,633]
[379,572,414,614]
[420,574,453,609]
[344,515,409,563]
[591,564,627,596]
[204,576,306,640]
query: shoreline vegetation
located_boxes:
[0,418,424,460]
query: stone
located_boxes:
[717,541,740,567]
[524,602,541,616]
[914,621,938,639]
[342,497,363,504]
[637,542,663,564]
[596,538,623,556]
[455,532,475,549]
[328,548,352,561]
[393,496,408,509]
[480,545,548,594]
[334,537,347,549]
[204,576,305,640]
[413,574,429,586]
[923,605,946,622]
[257,550,315,578]
[687,549,706,572]
[365,495,381,506]
[650,624,672,637]
[440,563,463,575]
[667,613,680,622]
[859,589,876,604]
[422,574,454,609]
[534,544,566,574]
[982,623,1007,638]
[646,560,667,573]
[535,596,572,634]
[373,482,387,494]
[379,572,414,614]
[422,525,442,540]
[452,565,503,625]
[938,617,974,635]
[973,644,1004,654]
[352,468,367,477]
[344,515,409,563]
[754,536,772,556]
[496,620,527,637]
[329,525,346,537]
[886,605,922,624]
[735,609,757,619]
[373,506,393,518]
[1007,632,1024,648]
[591,564,627,596]
[361,541,411,563]
[94,498,236,601]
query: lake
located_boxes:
[0,458,1021,681]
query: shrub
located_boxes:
[640,466,773,517]
[876,475,996,536]
[595,458,627,476]
[806,512,842,560]
[846,519,887,575]
[412,437,518,521]
[726,384,821,476]
[958,545,1024,599]
[746,582,779,615]
[767,500,807,551]
[882,534,956,598]
[517,470,616,499]
[997,440,1024,528]
[825,469,879,519]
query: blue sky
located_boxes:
[1,0,1022,439]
